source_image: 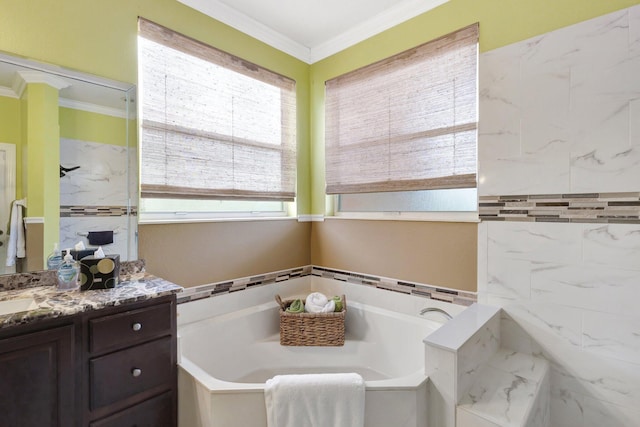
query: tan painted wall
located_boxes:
[25,222,44,272]
[139,220,311,287]
[139,219,476,292]
[311,219,477,292]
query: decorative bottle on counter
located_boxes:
[57,250,80,291]
[46,243,63,270]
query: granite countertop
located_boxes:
[0,268,183,329]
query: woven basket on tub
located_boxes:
[275,294,346,346]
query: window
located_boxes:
[137,19,296,219]
[338,189,477,213]
[325,24,478,215]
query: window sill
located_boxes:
[138,215,297,225]
[138,212,479,225]
[329,211,480,223]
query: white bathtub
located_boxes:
[177,277,456,427]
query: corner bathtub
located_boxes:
[178,289,443,427]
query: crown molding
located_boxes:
[0,86,129,118]
[0,86,17,98]
[179,0,449,64]
[178,0,312,62]
[309,0,450,63]
[13,70,70,98]
[59,98,130,119]
[0,51,134,91]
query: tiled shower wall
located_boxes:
[59,138,133,259]
[478,6,640,427]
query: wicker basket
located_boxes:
[275,294,346,346]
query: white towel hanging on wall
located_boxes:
[6,198,26,267]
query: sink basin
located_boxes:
[0,298,39,316]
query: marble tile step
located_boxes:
[456,348,550,427]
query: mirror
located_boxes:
[0,51,138,274]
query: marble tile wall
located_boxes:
[456,314,500,400]
[59,138,133,260]
[59,216,130,260]
[60,138,129,206]
[425,345,457,427]
[456,350,550,427]
[479,7,640,197]
[424,304,501,427]
[478,5,640,426]
[478,221,640,425]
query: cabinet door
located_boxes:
[0,325,75,427]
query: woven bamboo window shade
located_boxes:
[325,24,478,195]
[138,18,297,201]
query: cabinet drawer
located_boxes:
[89,391,174,427]
[89,302,172,353]
[90,337,172,409]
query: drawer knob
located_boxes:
[132,368,142,377]
[132,322,142,331]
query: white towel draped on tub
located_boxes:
[5,198,26,267]
[265,373,365,427]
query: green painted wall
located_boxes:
[23,83,60,265]
[0,95,23,199]
[59,107,127,146]
[0,96,20,143]
[0,0,311,214]
[309,0,640,214]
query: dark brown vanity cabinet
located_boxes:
[83,295,177,427]
[0,294,177,427]
[0,320,77,427]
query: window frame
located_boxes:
[331,192,479,222]
[137,18,297,220]
[324,25,479,220]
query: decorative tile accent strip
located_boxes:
[176,266,312,304]
[312,267,477,306]
[479,192,640,223]
[60,205,138,217]
[175,265,477,307]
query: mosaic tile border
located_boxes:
[479,192,640,223]
[176,266,312,304]
[60,205,138,217]
[176,265,477,307]
[311,266,477,306]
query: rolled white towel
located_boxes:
[305,292,336,313]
